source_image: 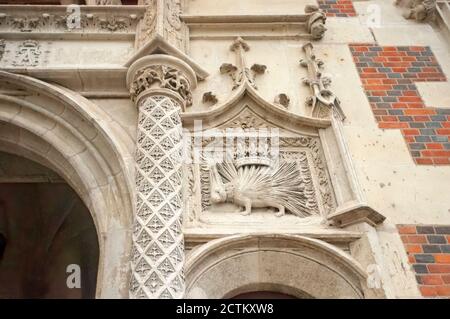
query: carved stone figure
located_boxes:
[130,64,193,106]
[396,0,437,22]
[210,160,313,217]
[13,40,41,67]
[305,5,327,40]
[274,93,290,108]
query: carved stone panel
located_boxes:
[183,110,336,228]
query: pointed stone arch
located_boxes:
[0,71,134,298]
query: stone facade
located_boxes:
[0,0,449,299]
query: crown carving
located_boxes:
[234,137,274,168]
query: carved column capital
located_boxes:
[127,54,197,109]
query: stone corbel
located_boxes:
[300,42,345,121]
[305,5,327,40]
[395,0,437,22]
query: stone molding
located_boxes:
[0,5,144,39]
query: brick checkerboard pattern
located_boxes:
[317,0,357,17]
[398,225,450,297]
[350,45,450,165]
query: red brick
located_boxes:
[419,286,437,297]
[413,116,431,122]
[403,109,435,115]
[416,158,433,165]
[380,51,404,57]
[435,254,450,264]
[403,129,420,136]
[420,274,444,285]
[428,264,450,273]
[364,85,392,91]
[422,151,450,157]
[442,275,450,284]
[399,97,425,104]
[433,158,450,165]
[406,244,422,253]
[437,129,450,135]
[407,235,428,244]
[379,122,409,129]
[426,143,444,150]
[436,285,450,296]
[382,116,399,122]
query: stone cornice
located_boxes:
[0,5,145,40]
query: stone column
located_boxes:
[127,55,197,299]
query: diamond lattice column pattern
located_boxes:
[127,55,197,299]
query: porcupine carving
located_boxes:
[209,161,316,217]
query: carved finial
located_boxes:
[220,37,267,90]
[274,94,290,108]
[301,42,345,120]
[202,92,218,106]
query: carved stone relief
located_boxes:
[305,5,327,40]
[137,0,188,51]
[0,10,140,34]
[396,0,437,22]
[184,113,336,224]
[12,40,42,67]
[300,42,345,120]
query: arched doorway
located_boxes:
[185,234,367,299]
[0,152,99,298]
[0,71,135,298]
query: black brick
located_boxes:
[413,264,428,274]
[440,245,450,253]
[417,226,435,234]
[410,143,425,150]
[422,245,441,253]
[415,254,435,263]
[435,226,450,234]
[410,123,426,129]
[428,235,446,244]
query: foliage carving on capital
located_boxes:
[130,64,193,106]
